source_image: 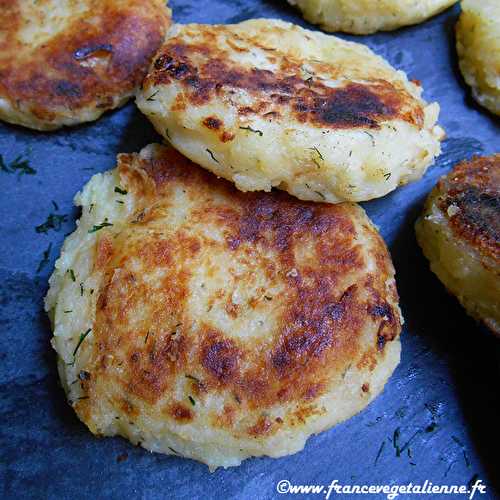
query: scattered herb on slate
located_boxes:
[36,243,53,273]
[374,441,385,465]
[0,154,36,176]
[36,212,68,234]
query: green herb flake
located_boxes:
[188,396,196,406]
[36,243,52,273]
[146,90,159,101]
[374,440,385,465]
[0,154,36,176]
[64,310,73,314]
[185,374,200,383]
[68,269,76,282]
[115,200,124,205]
[80,282,84,296]
[309,146,324,160]
[239,125,263,137]
[72,328,92,357]
[206,148,219,164]
[36,212,68,234]
[363,131,375,146]
[88,219,113,233]
[114,186,128,195]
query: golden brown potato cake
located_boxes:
[287,0,457,35]
[45,144,402,469]
[136,19,444,204]
[456,0,500,116]
[416,154,500,336]
[0,0,171,130]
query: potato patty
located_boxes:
[416,155,500,336]
[287,0,457,35]
[456,0,500,116]
[136,20,444,204]
[45,144,402,469]
[0,0,171,130]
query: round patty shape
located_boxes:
[456,0,500,116]
[287,0,457,35]
[0,0,171,131]
[45,144,402,469]
[136,20,444,204]
[416,155,500,336]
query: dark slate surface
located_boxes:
[0,2,499,499]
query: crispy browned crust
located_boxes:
[77,146,401,435]
[144,25,423,131]
[437,154,500,261]
[0,0,170,122]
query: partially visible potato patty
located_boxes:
[416,155,500,336]
[136,19,444,204]
[0,0,171,130]
[456,0,500,116]
[45,144,402,469]
[287,0,457,35]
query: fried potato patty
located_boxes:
[416,155,500,336]
[45,144,402,469]
[287,0,457,35]
[136,20,443,204]
[0,0,171,130]
[456,0,500,116]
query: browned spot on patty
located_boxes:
[147,36,422,130]
[203,116,222,130]
[168,403,193,422]
[437,155,500,261]
[0,0,171,118]
[201,332,241,384]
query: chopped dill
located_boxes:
[383,172,391,181]
[0,154,36,176]
[36,212,68,234]
[146,90,159,101]
[114,186,128,195]
[309,146,324,160]
[88,219,113,233]
[206,148,219,164]
[188,396,196,406]
[239,125,263,137]
[374,441,385,465]
[363,131,375,146]
[80,282,84,296]
[36,243,52,273]
[72,328,92,357]
[68,269,76,282]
